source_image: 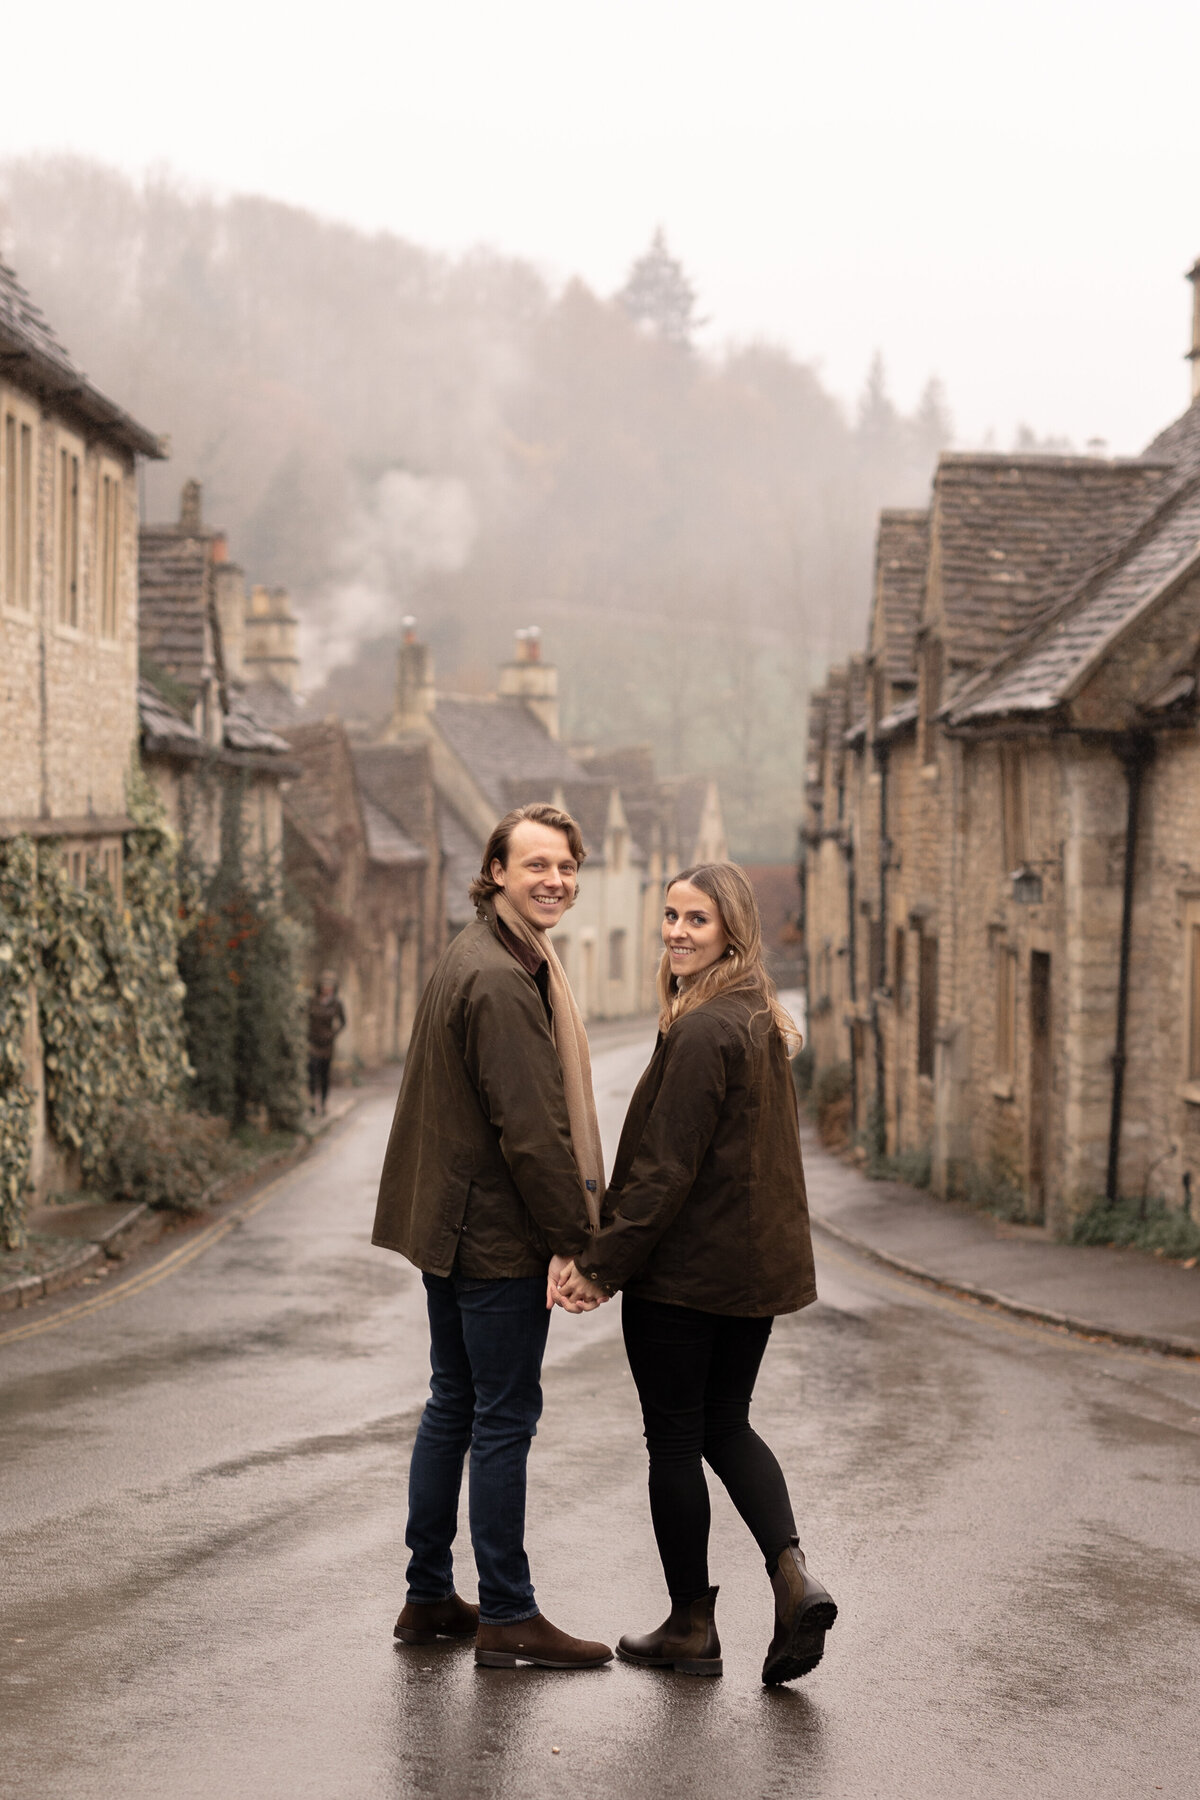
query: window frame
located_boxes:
[1,392,38,616]
[999,744,1030,872]
[608,927,627,985]
[54,428,84,632]
[95,456,124,640]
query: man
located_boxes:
[373,802,612,1670]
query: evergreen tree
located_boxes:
[616,227,700,347]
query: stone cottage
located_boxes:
[802,264,1200,1235]
[379,626,647,1020]
[278,721,441,1068]
[138,482,295,878]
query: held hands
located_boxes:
[546,1253,609,1313]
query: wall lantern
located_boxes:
[1011,865,1043,905]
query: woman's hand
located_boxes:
[553,1259,609,1311]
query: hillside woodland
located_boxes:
[0,156,952,851]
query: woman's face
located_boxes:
[662,879,730,979]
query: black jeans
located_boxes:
[621,1292,797,1603]
[307,1053,332,1106]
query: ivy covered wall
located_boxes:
[0,769,192,1249]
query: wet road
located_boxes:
[2,1024,1198,1800]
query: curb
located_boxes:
[809,1212,1200,1362]
[0,1095,362,1317]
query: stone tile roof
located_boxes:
[224,688,292,755]
[280,721,364,861]
[138,528,214,692]
[0,258,162,458]
[948,472,1200,723]
[872,509,928,685]
[361,798,426,867]
[352,742,438,848]
[242,677,302,730]
[932,454,1172,671]
[137,679,203,758]
[434,695,592,816]
[439,802,483,929]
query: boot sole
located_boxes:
[475,1650,613,1670]
[617,1646,723,1677]
[394,1626,477,1644]
[762,1599,838,1686]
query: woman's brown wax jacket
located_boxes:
[372,910,591,1279]
[574,989,817,1317]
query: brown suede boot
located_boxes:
[475,1612,613,1670]
[762,1540,837,1685]
[617,1586,722,1677]
[394,1593,480,1644]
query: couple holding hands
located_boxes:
[372,804,835,1685]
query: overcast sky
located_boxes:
[4,0,1200,453]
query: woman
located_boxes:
[556,862,835,1685]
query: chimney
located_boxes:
[498,626,560,738]
[394,617,436,730]
[179,479,203,533]
[243,583,300,692]
[1188,258,1200,401]
[213,562,246,683]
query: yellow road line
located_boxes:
[0,1162,300,1348]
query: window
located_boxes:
[1000,745,1029,871]
[609,827,627,874]
[101,843,123,904]
[868,916,884,993]
[994,942,1016,1086]
[893,925,907,1002]
[97,463,123,638]
[608,928,626,984]
[56,437,82,627]
[917,930,938,1078]
[1186,904,1200,1091]
[2,400,35,611]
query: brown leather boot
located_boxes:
[394,1593,480,1644]
[617,1586,722,1677]
[475,1612,613,1670]
[762,1540,837,1685]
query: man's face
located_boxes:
[492,821,578,932]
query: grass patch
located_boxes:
[1071,1195,1200,1260]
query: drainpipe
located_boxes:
[843,833,858,1131]
[1105,735,1154,1204]
[873,742,890,1158]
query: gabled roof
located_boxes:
[361,798,426,867]
[434,696,591,817]
[871,509,928,685]
[931,453,1171,671]
[280,720,365,860]
[947,471,1200,725]
[0,259,162,459]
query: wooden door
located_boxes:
[1028,951,1051,1223]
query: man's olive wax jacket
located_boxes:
[372,910,591,1278]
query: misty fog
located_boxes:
[1,155,955,853]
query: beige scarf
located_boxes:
[494,893,605,1230]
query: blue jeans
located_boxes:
[405,1273,550,1625]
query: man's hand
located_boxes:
[553,1259,609,1311]
[547,1253,574,1310]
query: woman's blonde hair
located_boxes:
[656,861,801,1050]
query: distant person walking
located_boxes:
[556,861,836,1685]
[373,803,612,1671]
[307,972,346,1115]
